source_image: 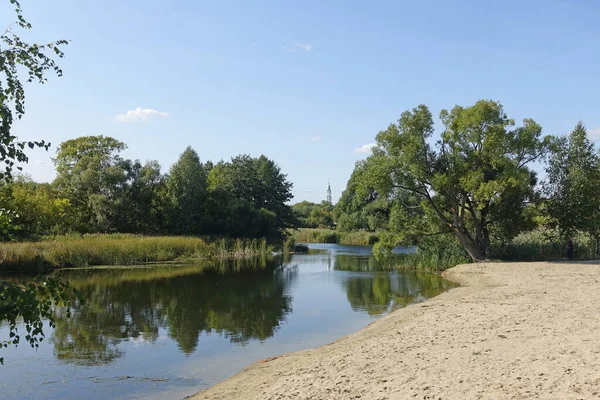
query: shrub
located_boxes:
[491,229,596,261]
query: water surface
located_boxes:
[0,244,456,400]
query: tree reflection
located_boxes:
[51,258,295,365]
[343,275,390,315]
[343,272,457,316]
[333,254,390,272]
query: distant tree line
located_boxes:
[0,136,296,242]
[291,200,334,229]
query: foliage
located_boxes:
[0,207,18,240]
[0,0,66,181]
[208,154,296,241]
[399,235,470,271]
[0,136,297,243]
[0,0,82,365]
[291,201,335,228]
[360,100,551,261]
[166,146,208,234]
[545,122,600,245]
[334,159,391,232]
[52,136,127,232]
[0,176,73,238]
[490,228,596,261]
[116,159,168,233]
[369,231,469,272]
[0,277,82,364]
[283,236,296,254]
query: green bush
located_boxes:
[283,236,296,254]
[371,232,470,272]
[394,235,471,272]
[491,229,596,261]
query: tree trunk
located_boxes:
[454,229,488,262]
[475,224,491,258]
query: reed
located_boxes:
[0,234,275,273]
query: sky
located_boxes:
[4,0,600,203]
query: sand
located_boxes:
[192,261,600,399]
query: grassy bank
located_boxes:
[394,251,471,272]
[0,234,273,273]
[390,229,599,272]
[373,235,471,272]
[291,228,380,245]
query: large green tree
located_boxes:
[53,135,128,231]
[53,135,166,233]
[335,159,392,232]
[362,100,551,261]
[208,154,296,240]
[115,159,167,233]
[545,122,600,247]
[166,146,208,234]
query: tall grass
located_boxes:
[395,228,599,271]
[373,233,471,272]
[291,228,379,245]
[0,234,274,273]
[491,229,596,261]
[395,249,471,272]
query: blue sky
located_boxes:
[5,0,600,203]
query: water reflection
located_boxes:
[342,272,457,316]
[48,251,456,366]
[52,258,295,365]
[333,254,382,272]
[1,245,458,400]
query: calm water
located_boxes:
[0,244,456,400]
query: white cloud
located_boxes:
[589,127,600,141]
[113,107,169,122]
[310,136,321,141]
[354,143,376,154]
[285,43,313,52]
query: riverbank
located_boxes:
[193,261,600,399]
[0,234,272,272]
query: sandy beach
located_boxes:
[192,261,600,400]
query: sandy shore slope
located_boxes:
[192,262,600,399]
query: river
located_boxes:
[0,243,456,400]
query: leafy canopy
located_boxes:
[0,0,67,180]
[167,146,208,234]
[545,122,600,239]
[361,100,551,261]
